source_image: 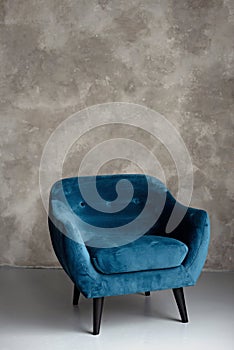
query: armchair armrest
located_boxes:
[49,200,100,296]
[170,206,210,283]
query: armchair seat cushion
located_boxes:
[87,235,188,274]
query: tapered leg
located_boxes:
[73,285,80,306]
[172,288,188,323]
[145,291,151,296]
[93,297,104,335]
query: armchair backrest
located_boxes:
[50,174,176,241]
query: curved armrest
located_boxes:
[49,200,100,296]
[170,206,210,283]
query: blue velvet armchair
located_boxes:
[48,174,210,335]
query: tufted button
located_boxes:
[79,201,86,208]
[132,198,140,204]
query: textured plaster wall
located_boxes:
[0,0,233,269]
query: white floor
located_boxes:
[0,269,233,350]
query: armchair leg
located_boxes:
[73,285,80,306]
[93,297,104,335]
[145,291,151,296]
[172,288,188,323]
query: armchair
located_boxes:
[48,174,210,335]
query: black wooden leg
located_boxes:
[172,288,188,323]
[145,291,151,296]
[93,297,104,335]
[73,285,80,306]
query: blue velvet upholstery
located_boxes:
[48,174,210,298]
[87,235,188,274]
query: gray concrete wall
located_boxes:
[0,0,233,269]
